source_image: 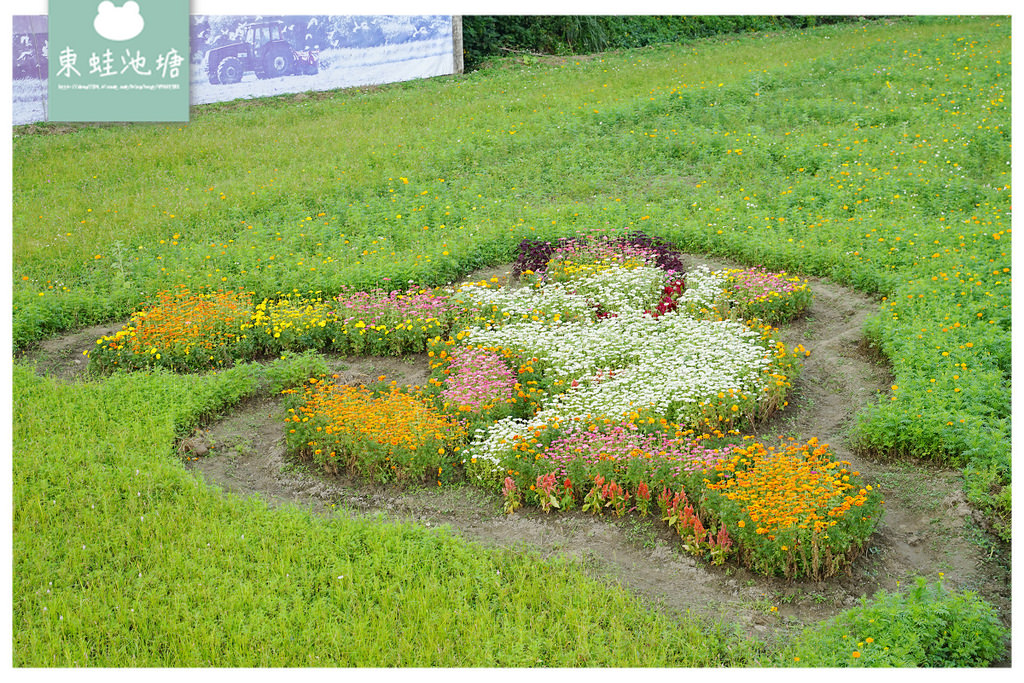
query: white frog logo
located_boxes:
[93,1,145,42]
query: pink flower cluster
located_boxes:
[548,239,663,267]
[539,424,729,481]
[730,268,799,300]
[441,346,516,412]
[336,286,458,325]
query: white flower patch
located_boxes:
[463,308,775,464]
[465,317,635,379]
[677,265,730,310]
[464,416,534,465]
[452,281,593,321]
[452,264,668,324]
[452,263,796,466]
[546,316,769,416]
[566,264,668,313]
[464,306,768,380]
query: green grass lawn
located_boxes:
[14,364,771,666]
[12,16,1010,665]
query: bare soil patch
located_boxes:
[20,258,1011,643]
[17,321,125,381]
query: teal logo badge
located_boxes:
[48,1,189,122]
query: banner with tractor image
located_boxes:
[13,14,457,124]
[188,15,456,106]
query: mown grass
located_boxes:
[12,16,1010,665]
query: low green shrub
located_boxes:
[782,577,1008,667]
[261,350,330,394]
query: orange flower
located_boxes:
[708,439,875,540]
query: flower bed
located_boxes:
[237,292,337,357]
[490,428,881,579]
[88,286,251,372]
[332,285,465,356]
[87,285,463,369]
[283,377,466,484]
[449,255,808,469]
[718,268,814,324]
[88,231,881,578]
[439,234,878,578]
[704,438,882,579]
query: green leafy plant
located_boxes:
[783,577,1008,667]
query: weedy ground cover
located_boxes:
[12,16,1009,666]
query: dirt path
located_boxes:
[18,258,1011,642]
[17,321,125,381]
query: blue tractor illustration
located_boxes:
[206,21,318,84]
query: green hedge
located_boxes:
[462,15,863,69]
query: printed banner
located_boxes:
[15,13,456,125]
[47,1,190,122]
[188,15,454,106]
